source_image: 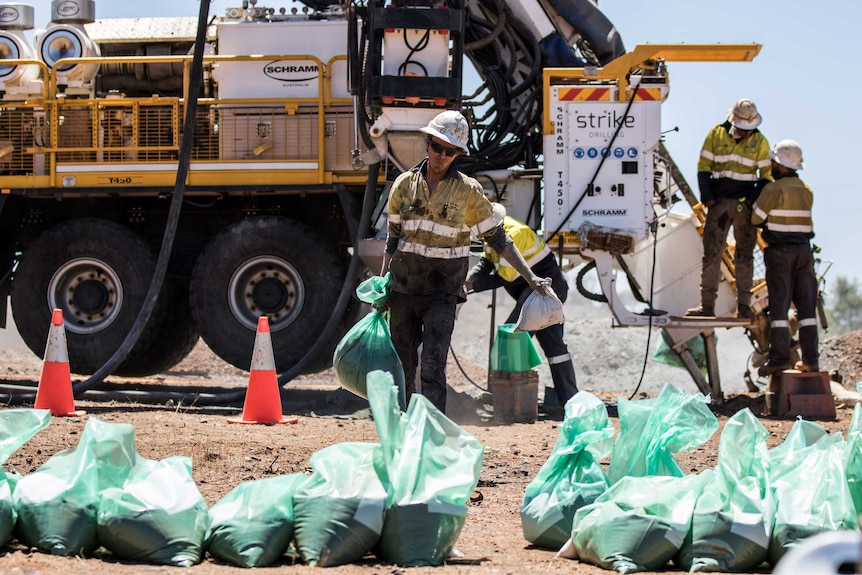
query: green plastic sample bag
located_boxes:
[206,472,308,568]
[845,402,862,517]
[564,473,708,573]
[608,383,718,483]
[367,371,484,566]
[521,392,613,550]
[292,441,387,567]
[13,417,138,556]
[354,272,392,308]
[652,330,710,374]
[0,409,50,546]
[98,456,209,566]
[675,408,775,572]
[767,418,858,565]
[334,269,405,409]
[333,309,406,409]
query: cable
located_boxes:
[449,342,487,392]
[396,28,430,77]
[626,220,660,400]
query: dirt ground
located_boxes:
[0,303,861,573]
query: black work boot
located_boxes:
[736,304,755,320]
[684,305,715,317]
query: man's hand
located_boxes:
[464,278,474,293]
[530,276,552,296]
[373,301,390,314]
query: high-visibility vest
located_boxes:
[482,216,551,282]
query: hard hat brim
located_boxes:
[728,113,762,130]
[769,150,804,171]
[420,126,469,154]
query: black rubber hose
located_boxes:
[575,260,607,303]
[0,0,211,406]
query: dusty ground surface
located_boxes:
[0,293,861,574]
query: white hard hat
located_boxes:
[770,139,804,170]
[420,110,470,153]
[727,98,762,130]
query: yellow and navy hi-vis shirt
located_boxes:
[386,159,509,299]
[697,122,772,202]
[481,216,551,282]
[751,174,814,246]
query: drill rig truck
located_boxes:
[0,0,769,397]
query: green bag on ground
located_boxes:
[845,402,862,517]
[608,383,718,483]
[0,409,50,546]
[652,330,710,374]
[767,418,858,565]
[675,408,775,572]
[521,392,613,550]
[13,417,137,556]
[566,473,708,573]
[367,371,484,566]
[206,472,308,568]
[292,442,387,567]
[333,308,406,409]
[97,456,209,566]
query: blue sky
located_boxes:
[22,0,862,288]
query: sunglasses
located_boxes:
[428,140,461,157]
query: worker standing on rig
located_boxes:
[751,139,819,376]
[381,110,548,414]
[686,98,772,319]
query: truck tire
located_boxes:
[10,218,180,376]
[189,216,345,374]
[113,282,200,376]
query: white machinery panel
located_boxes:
[214,19,349,100]
[544,85,663,246]
[383,28,449,78]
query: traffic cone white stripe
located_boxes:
[249,320,275,372]
[43,312,69,363]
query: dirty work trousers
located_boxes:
[504,254,578,405]
[764,243,819,368]
[388,291,457,414]
[699,197,757,309]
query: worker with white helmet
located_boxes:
[686,98,772,320]
[381,110,548,414]
[751,139,819,376]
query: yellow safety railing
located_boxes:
[0,53,371,191]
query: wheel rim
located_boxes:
[47,257,124,334]
[227,255,304,332]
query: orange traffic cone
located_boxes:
[228,316,298,425]
[34,309,85,417]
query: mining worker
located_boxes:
[465,203,579,411]
[751,139,819,376]
[381,110,548,414]
[686,98,772,319]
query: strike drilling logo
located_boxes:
[56,1,81,17]
[0,6,20,23]
[263,60,319,83]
